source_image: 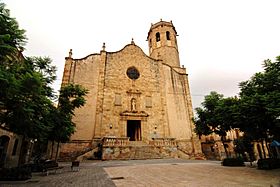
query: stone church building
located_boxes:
[59,20,203,160]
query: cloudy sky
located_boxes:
[4,0,280,109]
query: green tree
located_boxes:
[0,2,57,140]
[238,57,280,158]
[0,2,26,62]
[1,57,56,140]
[194,92,239,158]
[0,3,88,164]
[0,3,57,164]
[49,84,87,161]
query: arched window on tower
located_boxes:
[166,31,170,40]
[156,32,160,42]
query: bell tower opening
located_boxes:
[127,120,141,141]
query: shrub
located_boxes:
[0,166,32,181]
[222,157,245,167]
[257,158,280,170]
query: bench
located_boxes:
[39,160,63,176]
[71,161,80,172]
[43,166,64,176]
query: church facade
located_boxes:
[59,20,203,160]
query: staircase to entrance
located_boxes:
[101,137,179,160]
[60,137,204,161]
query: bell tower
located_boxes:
[147,20,180,67]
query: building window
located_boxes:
[166,31,170,40]
[126,67,140,80]
[145,96,152,108]
[114,93,122,106]
[156,32,160,42]
[12,139,18,156]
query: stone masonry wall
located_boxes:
[102,145,178,160]
[66,55,101,140]
[163,66,193,140]
[98,44,167,140]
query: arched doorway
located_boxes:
[0,135,10,168]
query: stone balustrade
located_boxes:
[102,137,130,147]
[149,138,177,146]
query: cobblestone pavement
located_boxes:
[104,160,280,187]
[0,159,279,187]
[0,164,116,187]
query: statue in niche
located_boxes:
[131,98,136,112]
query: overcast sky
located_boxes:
[4,0,280,109]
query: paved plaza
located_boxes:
[0,159,279,187]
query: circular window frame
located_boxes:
[126,66,140,80]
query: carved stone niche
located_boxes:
[131,98,137,112]
[126,88,141,112]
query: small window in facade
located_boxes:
[166,31,170,40]
[114,93,122,106]
[12,139,18,155]
[156,32,160,42]
[145,96,152,108]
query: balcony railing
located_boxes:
[149,138,177,146]
[102,137,130,147]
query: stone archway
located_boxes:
[0,135,10,168]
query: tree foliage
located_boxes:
[1,50,56,139]
[0,3,55,140]
[0,2,26,62]
[194,92,239,157]
[194,56,280,159]
[239,57,280,141]
[49,84,88,143]
[0,2,88,145]
[194,92,238,137]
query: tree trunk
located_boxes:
[264,138,271,158]
[55,141,60,162]
[18,135,26,166]
[50,141,54,159]
[261,139,266,159]
[222,136,229,158]
[249,144,255,165]
[223,143,229,158]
